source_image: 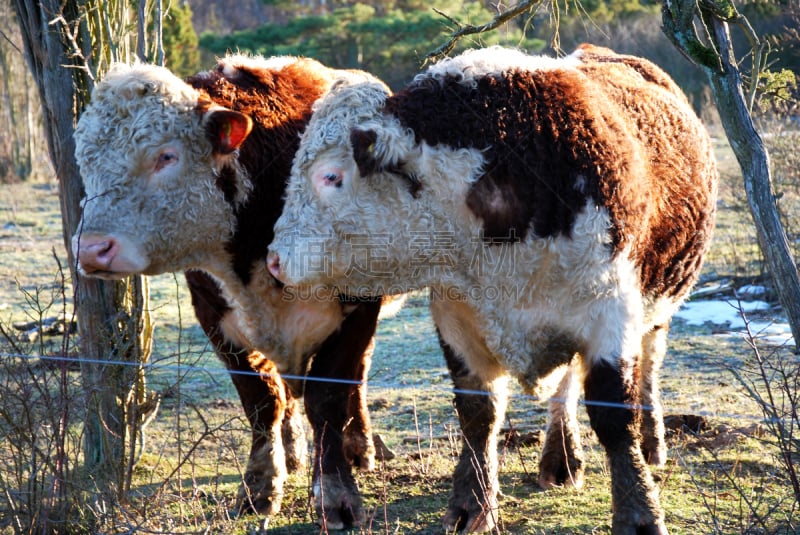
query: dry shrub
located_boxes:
[0,276,98,534]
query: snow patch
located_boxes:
[675,299,794,347]
[735,284,767,299]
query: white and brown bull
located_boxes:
[268,44,718,533]
[71,56,390,528]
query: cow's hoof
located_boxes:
[538,452,585,490]
[612,515,668,535]
[235,476,282,517]
[372,432,396,462]
[443,505,498,533]
[342,429,376,471]
[313,474,365,530]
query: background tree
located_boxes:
[11,0,162,511]
[200,0,547,88]
[0,2,43,183]
[162,0,201,78]
[662,0,800,349]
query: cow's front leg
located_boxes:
[184,272,291,516]
[584,357,667,535]
[539,362,585,489]
[439,334,508,534]
[342,333,378,471]
[214,351,290,516]
[281,392,307,472]
[304,298,381,530]
[235,353,288,516]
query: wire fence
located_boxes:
[0,347,791,427]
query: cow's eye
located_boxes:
[311,165,346,196]
[323,172,343,188]
[155,151,179,172]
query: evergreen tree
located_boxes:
[162,1,201,78]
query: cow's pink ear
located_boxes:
[204,109,253,154]
[350,128,380,178]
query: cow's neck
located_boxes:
[198,232,345,375]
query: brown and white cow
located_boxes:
[268,44,718,533]
[71,56,390,528]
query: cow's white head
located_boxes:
[268,80,484,295]
[72,63,253,279]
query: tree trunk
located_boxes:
[12,0,154,501]
[663,0,800,351]
[705,20,800,350]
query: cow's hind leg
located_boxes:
[439,332,508,534]
[304,298,381,530]
[639,326,667,467]
[584,357,666,535]
[538,361,585,489]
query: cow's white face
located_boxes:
[72,63,252,279]
[269,81,484,295]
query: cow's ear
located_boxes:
[350,128,381,178]
[204,109,253,154]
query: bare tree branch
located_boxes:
[155,0,164,66]
[425,0,546,64]
[0,28,22,55]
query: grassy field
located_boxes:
[0,133,798,534]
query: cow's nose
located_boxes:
[267,251,282,281]
[75,235,119,274]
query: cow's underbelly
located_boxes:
[488,268,647,379]
[432,294,580,395]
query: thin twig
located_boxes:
[0,321,24,357]
[0,28,23,55]
[734,303,800,507]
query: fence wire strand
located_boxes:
[0,349,790,427]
